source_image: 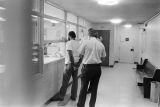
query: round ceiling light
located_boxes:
[124,24,132,28]
[110,19,122,24]
[98,0,119,5]
[0,7,5,10]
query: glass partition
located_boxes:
[46,42,65,58]
[78,27,85,40]
[44,18,66,41]
[32,0,40,12]
[44,2,65,20]
[43,18,66,62]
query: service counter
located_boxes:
[34,56,65,106]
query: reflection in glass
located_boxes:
[78,27,84,40]
[44,18,66,41]
[43,18,66,61]
[45,42,65,58]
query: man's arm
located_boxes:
[76,54,84,68]
[67,50,74,66]
[76,41,85,67]
[101,57,106,62]
[101,45,106,62]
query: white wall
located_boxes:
[140,14,160,68]
[92,23,115,66]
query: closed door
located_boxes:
[96,30,110,66]
[119,35,134,63]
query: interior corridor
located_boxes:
[46,63,157,107]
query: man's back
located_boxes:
[65,40,80,64]
[79,37,106,64]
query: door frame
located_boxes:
[96,30,110,66]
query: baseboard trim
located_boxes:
[115,61,119,63]
[109,65,114,68]
[134,62,138,64]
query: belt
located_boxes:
[83,63,101,67]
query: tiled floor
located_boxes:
[46,63,158,107]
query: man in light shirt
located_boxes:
[51,31,80,102]
[76,28,106,107]
[87,31,103,94]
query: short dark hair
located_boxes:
[68,31,76,39]
[88,28,96,37]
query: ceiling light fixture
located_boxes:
[44,18,59,24]
[124,24,132,28]
[0,17,6,21]
[110,19,122,24]
[0,6,5,10]
[97,0,119,5]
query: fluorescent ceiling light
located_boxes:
[124,24,132,28]
[0,17,6,21]
[31,15,38,18]
[44,18,59,24]
[110,19,122,24]
[0,7,5,10]
[97,0,119,5]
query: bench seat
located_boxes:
[135,59,158,99]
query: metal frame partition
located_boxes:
[32,0,88,75]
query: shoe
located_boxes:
[44,98,53,105]
[51,96,63,101]
[51,94,64,101]
[44,96,63,105]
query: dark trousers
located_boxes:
[143,77,152,98]
[59,64,78,99]
[77,64,101,107]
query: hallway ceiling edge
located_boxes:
[48,0,160,24]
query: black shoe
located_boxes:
[51,96,63,101]
[44,94,64,105]
[51,93,64,101]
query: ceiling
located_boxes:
[48,0,160,24]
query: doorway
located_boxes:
[96,30,110,66]
[119,35,134,63]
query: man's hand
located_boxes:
[74,62,79,68]
[73,62,79,71]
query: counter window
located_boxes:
[32,0,40,12]
[44,18,66,41]
[43,18,66,63]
